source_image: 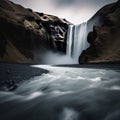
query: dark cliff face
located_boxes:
[79,0,120,64]
[0,0,70,63]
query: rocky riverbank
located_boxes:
[0,63,48,91]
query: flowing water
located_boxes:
[66,23,89,63]
[0,64,120,120]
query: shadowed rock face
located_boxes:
[79,0,120,64]
[0,0,70,63]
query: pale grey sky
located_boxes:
[10,0,117,24]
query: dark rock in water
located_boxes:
[79,0,120,64]
[8,84,18,91]
[0,0,70,63]
[41,86,49,92]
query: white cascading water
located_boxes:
[67,22,89,63]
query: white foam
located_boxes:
[26,91,44,100]
[51,90,73,96]
[90,77,102,82]
[108,86,120,90]
[59,108,78,120]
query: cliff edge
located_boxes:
[0,0,70,63]
[79,0,120,64]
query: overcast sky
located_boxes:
[10,0,117,24]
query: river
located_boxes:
[0,64,120,120]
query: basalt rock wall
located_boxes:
[0,0,70,63]
[79,0,120,64]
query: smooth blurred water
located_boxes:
[0,65,120,120]
[66,23,89,63]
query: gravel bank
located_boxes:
[0,63,48,91]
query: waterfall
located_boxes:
[66,22,89,63]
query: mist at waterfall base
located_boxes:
[43,51,75,64]
[43,22,89,64]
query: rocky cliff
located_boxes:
[0,0,70,63]
[79,0,120,64]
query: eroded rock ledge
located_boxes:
[0,0,70,63]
